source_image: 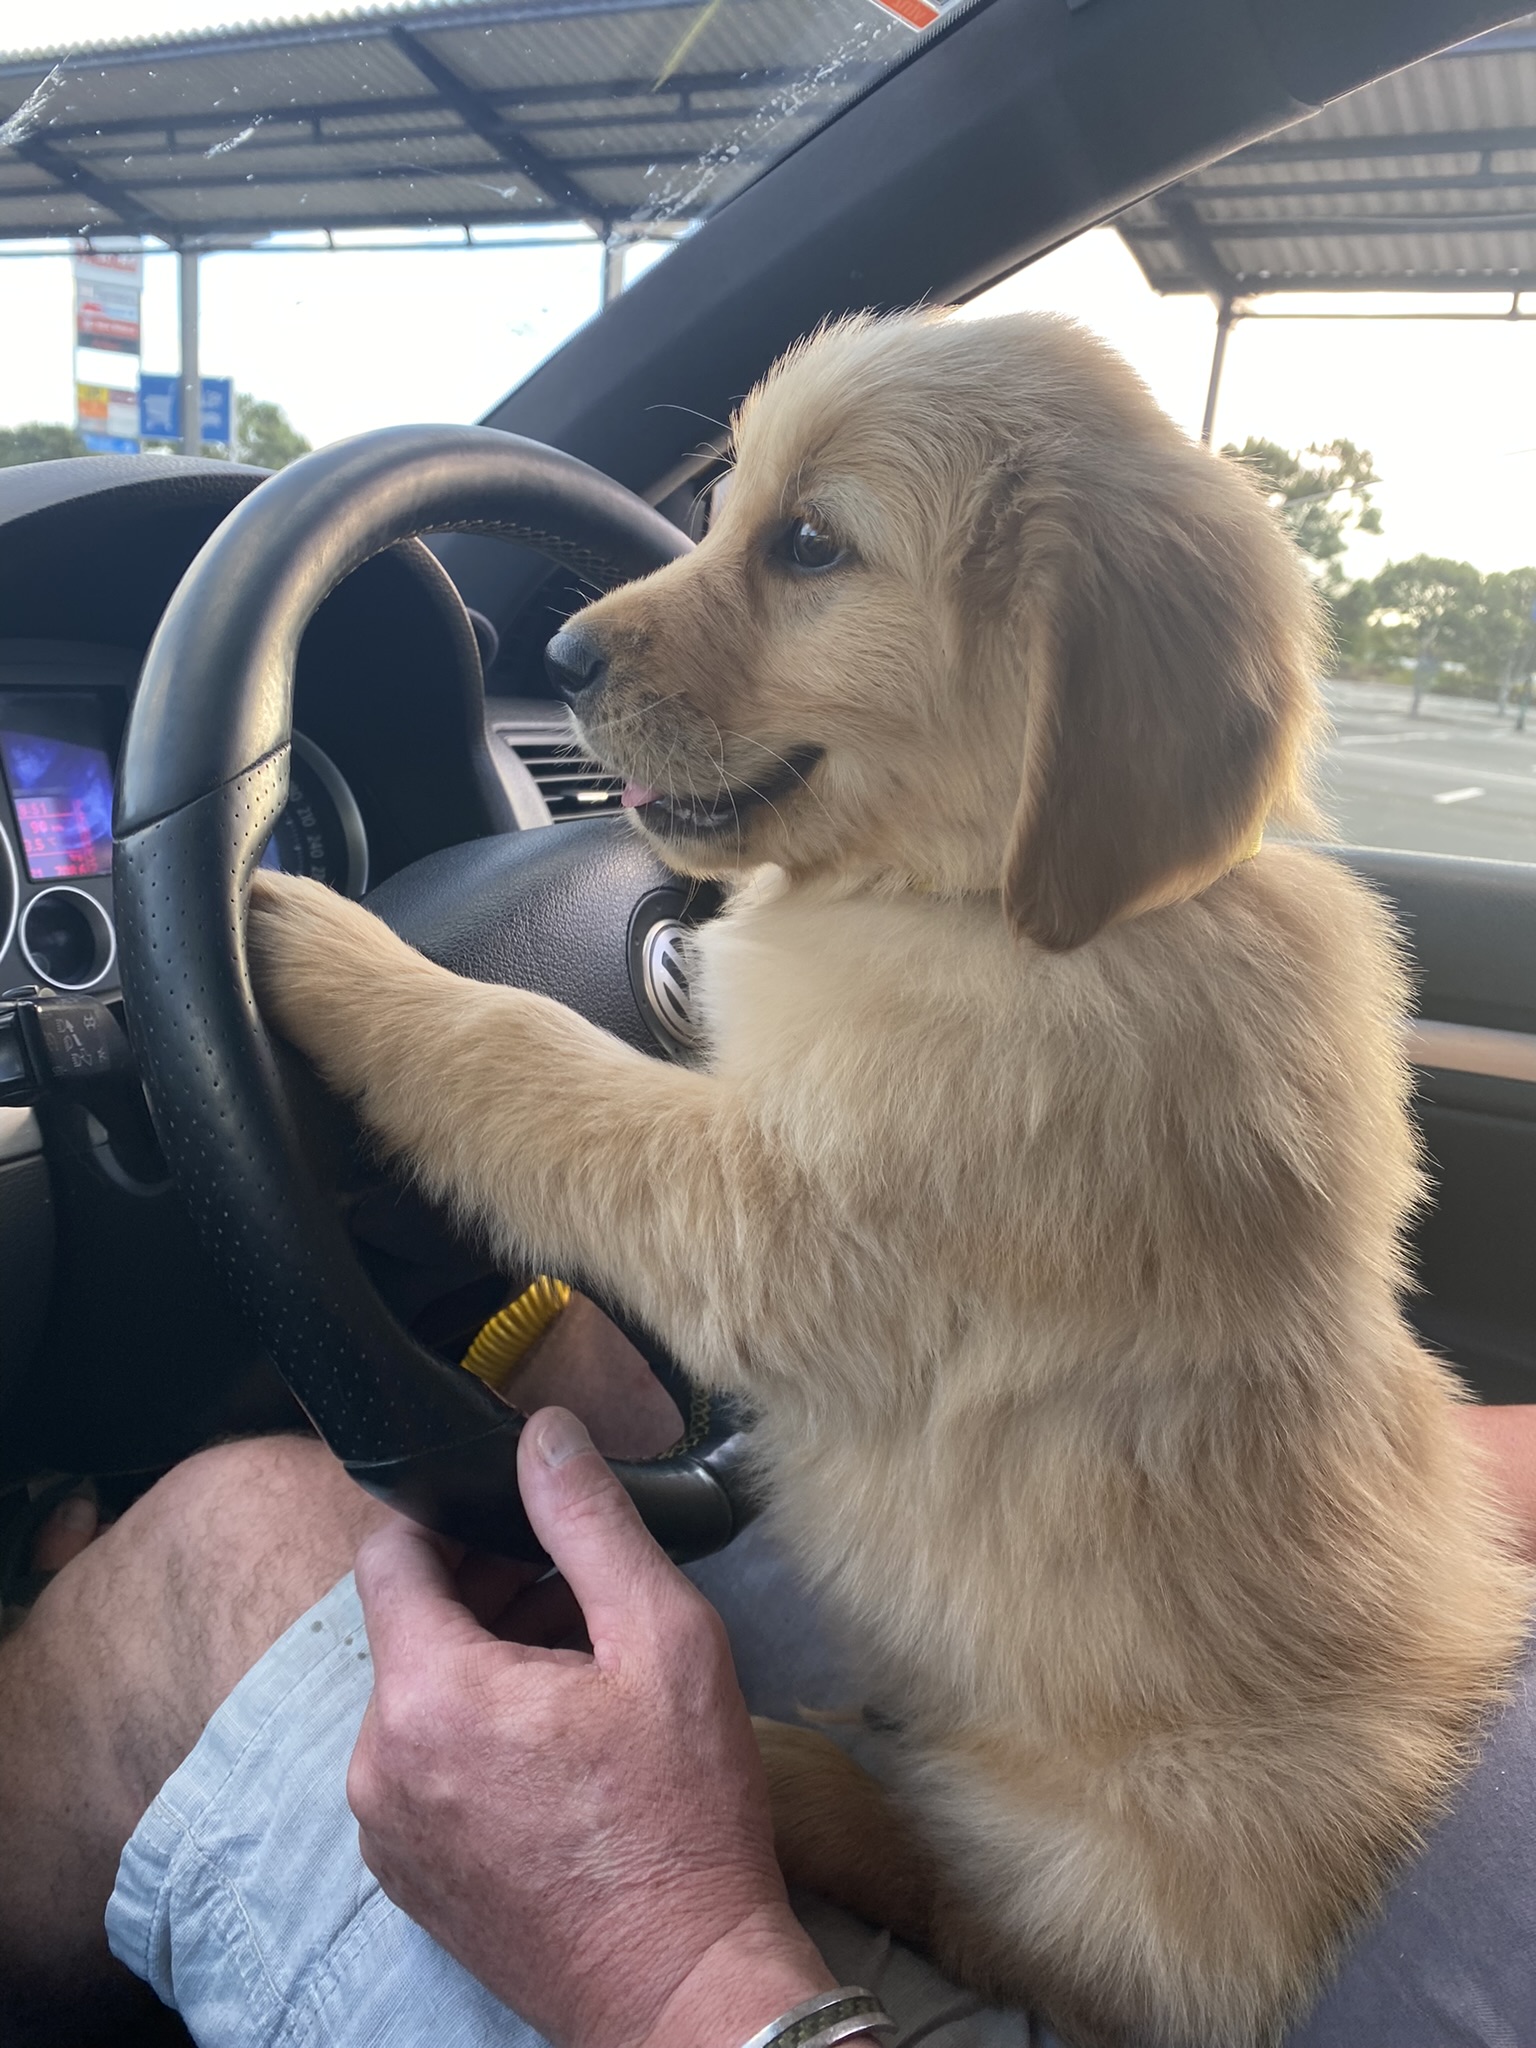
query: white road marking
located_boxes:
[1325,754,1536,791]
[1335,731,1432,746]
[1431,786,1485,805]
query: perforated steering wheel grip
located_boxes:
[113,425,754,1562]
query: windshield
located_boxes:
[0,0,952,452]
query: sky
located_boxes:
[969,239,1536,581]
[2,2,1534,579]
[4,231,654,446]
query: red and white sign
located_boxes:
[868,0,942,26]
[76,381,141,440]
[73,245,142,356]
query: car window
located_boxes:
[968,219,1536,866]
[0,0,966,457]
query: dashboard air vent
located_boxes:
[495,728,624,821]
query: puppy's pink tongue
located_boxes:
[621,782,660,809]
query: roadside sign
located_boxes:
[138,373,236,446]
[200,376,233,447]
[77,381,141,454]
[74,241,142,450]
[138,374,178,442]
[73,246,142,356]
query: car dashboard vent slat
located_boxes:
[494,726,624,821]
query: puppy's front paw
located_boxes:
[246,869,412,1072]
[752,1717,935,1947]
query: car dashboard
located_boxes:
[0,455,574,1002]
[0,643,374,1006]
[0,452,579,1481]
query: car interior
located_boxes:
[0,0,1533,2024]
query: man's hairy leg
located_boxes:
[0,1434,389,2046]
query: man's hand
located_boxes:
[349,1408,839,2048]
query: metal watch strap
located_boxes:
[736,1986,897,2048]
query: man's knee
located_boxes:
[0,1433,385,2040]
[19,1432,387,1808]
[118,1430,384,1608]
[85,1435,379,1677]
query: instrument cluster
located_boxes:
[0,644,368,999]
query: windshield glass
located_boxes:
[0,0,950,453]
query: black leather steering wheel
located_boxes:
[113,425,754,1564]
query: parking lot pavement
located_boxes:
[1314,679,1536,863]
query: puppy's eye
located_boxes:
[778,514,845,573]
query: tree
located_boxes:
[1355,556,1536,706]
[1325,572,1380,671]
[143,392,312,469]
[234,392,310,469]
[1477,567,1536,699]
[0,422,88,467]
[1366,555,1480,709]
[1368,556,1486,663]
[1224,437,1382,582]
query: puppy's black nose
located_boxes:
[544,628,608,704]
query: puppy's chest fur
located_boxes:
[688,850,1407,1404]
[679,858,1527,2040]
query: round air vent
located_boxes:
[19,885,116,991]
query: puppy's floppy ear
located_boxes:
[999,456,1322,951]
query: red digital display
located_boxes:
[0,697,117,884]
[13,794,105,879]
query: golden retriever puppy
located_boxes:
[248,311,1529,2048]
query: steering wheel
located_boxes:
[112,425,753,1564]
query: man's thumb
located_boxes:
[517,1407,682,1660]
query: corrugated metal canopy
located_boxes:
[1119,14,1536,297]
[0,0,907,242]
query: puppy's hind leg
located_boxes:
[752,1717,936,1951]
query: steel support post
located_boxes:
[1200,295,1237,447]
[600,236,625,307]
[179,247,201,458]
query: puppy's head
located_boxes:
[551,311,1322,946]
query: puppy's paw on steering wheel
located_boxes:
[246,868,426,1075]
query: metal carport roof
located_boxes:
[3,4,1532,279]
[1117,13,1536,300]
[0,0,901,244]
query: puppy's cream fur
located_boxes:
[249,311,1529,2048]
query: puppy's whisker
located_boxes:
[735,773,792,844]
[718,727,832,822]
[702,712,746,849]
[644,400,731,433]
[702,711,730,786]
[602,693,673,747]
[574,693,667,766]
[678,746,703,821]
[577,696,651,745]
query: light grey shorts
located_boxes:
[105,1523,1536,2048]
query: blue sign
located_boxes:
[80,431,141,455]
[201,376,233,447]
[138,373,178,441]
[138,373,235,446]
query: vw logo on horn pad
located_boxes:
[641,919,702,1048]
[626,884,719,1060]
